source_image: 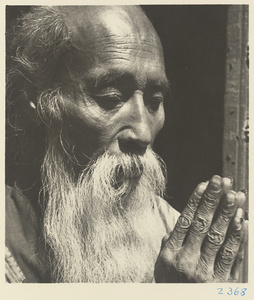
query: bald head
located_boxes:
[61,6,161,45]
[59,6,164,76]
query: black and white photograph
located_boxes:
[3,0,251,295]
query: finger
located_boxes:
[237,189,247,208]
[184,175,224,253]
[198,191,237,264]
[213,207,245,282]
[230,190,248,281]
[195,190,238,280]
[209,176,233,223]
[164,181,208,251]
[230,219,248,281]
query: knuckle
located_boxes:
[228,232,242,246]
[188,196,200,210]
[196,273,209,283]
[192,215,209,234]
[207,227,224,246]
[159,246,174,265]
[195,268,213,283]
[175,255,189,273]
[177,215,192,230]
[188,182,207,209]
[220,209,235,222]
[218,212,232,224]
[219,246,236,265]
[203,192,220,208]
[175,248,200,276]
[166,237,177,250]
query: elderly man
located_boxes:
[6,6,247,283]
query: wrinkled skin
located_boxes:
[58,6,248,282]
[60,6,167,164]
[154,176,248,282]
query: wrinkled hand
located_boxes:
[155,176,248,283]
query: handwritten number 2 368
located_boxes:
[217,288,247,296]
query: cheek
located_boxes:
[64,99,115,158]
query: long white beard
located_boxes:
[41,139,167,282]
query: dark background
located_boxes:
[6,5,228,212]
[142,6,227,212]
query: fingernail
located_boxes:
[222,177,233,191]
[225,190,236,207]
[210,175,222,191]
[224,176,234,184]
[196,182,208,196]
[234,208,243,230]
[226,176,234,183]
[236,191,246,208]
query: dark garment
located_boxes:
[5,185,47,283]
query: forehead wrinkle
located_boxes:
[78,36,164,70]
[82,67,169,92]
[103,43,162,60]
[72,33,162,58]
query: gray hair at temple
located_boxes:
[7,7,73,129]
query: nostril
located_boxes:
[118,139,147,156]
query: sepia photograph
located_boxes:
[4,2,249,288]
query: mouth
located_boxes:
[112,156,144,191]
[117,163,143,179]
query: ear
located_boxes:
[29,101,36,109]
[27,99,43,125]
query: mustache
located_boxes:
[88,147,144,178]
[78,149,167,198]
[109,154,144,199]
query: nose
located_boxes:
[118,92,152,155]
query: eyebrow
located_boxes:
[82,68,170,93]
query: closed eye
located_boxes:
[94,94,123,111]
[146,95,163,112]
